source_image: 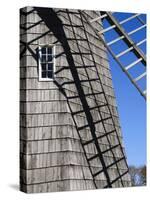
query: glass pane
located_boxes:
[41,55,46,62]
[42,71,47,78]
[41,63,46,70]
[48,63,53,70]
[48,47,52,54]
[41,47,46,54]
[47,71,53,78]
[48,55,53,62]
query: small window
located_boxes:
[38,45,55,81]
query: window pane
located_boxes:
[42,71,47,78]
[41,55,46,62]
[39,45,55,80]
[41,47,46,54]
[48,55,53,62]
[48,47,52,54]
[48,63,53,70]
[47,71,53,78]
[41,63,46,70]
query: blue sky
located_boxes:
[103,12,146,167]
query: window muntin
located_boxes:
[39,45,55,81]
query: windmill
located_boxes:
[20,7,146,193]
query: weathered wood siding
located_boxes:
[20,6,131,193]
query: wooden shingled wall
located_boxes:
[20,6,131,193]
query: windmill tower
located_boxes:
[19,6,145,193]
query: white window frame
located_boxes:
[38,44,56,81]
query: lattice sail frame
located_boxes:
[85,11,146,99]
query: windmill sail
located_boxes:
[87,11,146,99]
